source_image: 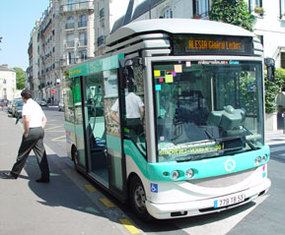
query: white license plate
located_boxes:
[214,193,245,208]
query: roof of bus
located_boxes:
[106,19,253,46]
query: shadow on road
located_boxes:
[23,154,110,219]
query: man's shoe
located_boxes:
[2,172,17,179]
[36,178,49,183]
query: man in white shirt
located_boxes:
[2,89,50,183]
[110,85,144,141]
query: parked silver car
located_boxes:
[12,100,24,118]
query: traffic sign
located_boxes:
[51,89,55,94]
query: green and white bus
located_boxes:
[64,19,271,220]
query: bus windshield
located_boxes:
[153,60,264,162]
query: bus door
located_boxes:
[73,77,87,169]
[83,74,108,185]
[102,69,125,195]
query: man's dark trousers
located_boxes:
[11,127,49,179]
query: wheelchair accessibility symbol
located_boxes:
[150,183,158,193]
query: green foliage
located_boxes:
[264,68,285,113]
[209,0,255,32]
[13,67,26,90]
[274,68,285,87]
[239,71,258,115]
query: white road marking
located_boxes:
[45,125,63,131]
[51,135,66,142]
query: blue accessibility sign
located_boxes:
[150,183,158,193]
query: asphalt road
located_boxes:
[41,107,285,235]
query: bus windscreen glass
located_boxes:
[153,60,263,162]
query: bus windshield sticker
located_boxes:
[154,70,161,77]
[155,84,162,91]
[174,64,182,73]
[150,183,158,193]
[159,78,164,83]
[165,75,173,83]
[186,61,191,67]
[159,143,222,158]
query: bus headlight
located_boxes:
[262,154,268,162]
[186,169,194,179]
[255,156,262,165]
[171,170,180,180]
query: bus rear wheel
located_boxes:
[129,176,152,221]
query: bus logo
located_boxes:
[150,183,158,193]
[225,159,236,172]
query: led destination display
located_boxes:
[188,39,242,51]
[173,35,253,56]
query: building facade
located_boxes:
[28,0,95,105]
[0,65,16,101]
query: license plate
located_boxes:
[214,193,245,208]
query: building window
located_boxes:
[66,16,74,29]
[68,0,75,11]
[161,8,173,18]
[193,0,210,18]
[68,51,75,65]
[67,34,74,47]
[79,32,87,46]
[249,0,263,12]
[3,88,7,98]
[79,50,87,61]
[280,0,285,18]
[3,79,6,84]
[78,15,87,27]
[99,8,105,18]
[281,52,285,69]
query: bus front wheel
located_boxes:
[129,175,152,221]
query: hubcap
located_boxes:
[134,185,146,212]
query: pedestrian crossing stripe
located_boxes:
[84,184,96,192]
[99,198,115,208]
[119,218,140,234]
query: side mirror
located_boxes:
[264,58,275,81]
[119,57,143,89]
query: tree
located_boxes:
[13,67,26,90]
[265,68,285,113]
[209,0,255,32]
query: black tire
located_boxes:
[129,175,152,221]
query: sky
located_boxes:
[0,0,50,70]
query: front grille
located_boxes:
[188,168,256,188]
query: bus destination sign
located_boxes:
[173,35,253,56]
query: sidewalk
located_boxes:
[0,110,130,235]
[266,130,285,146]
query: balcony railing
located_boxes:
[66,41,75,48]
[78,21,87,27]
[65,22,75,29]
[60,1,94,14]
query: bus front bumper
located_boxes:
[145,178,271,219]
